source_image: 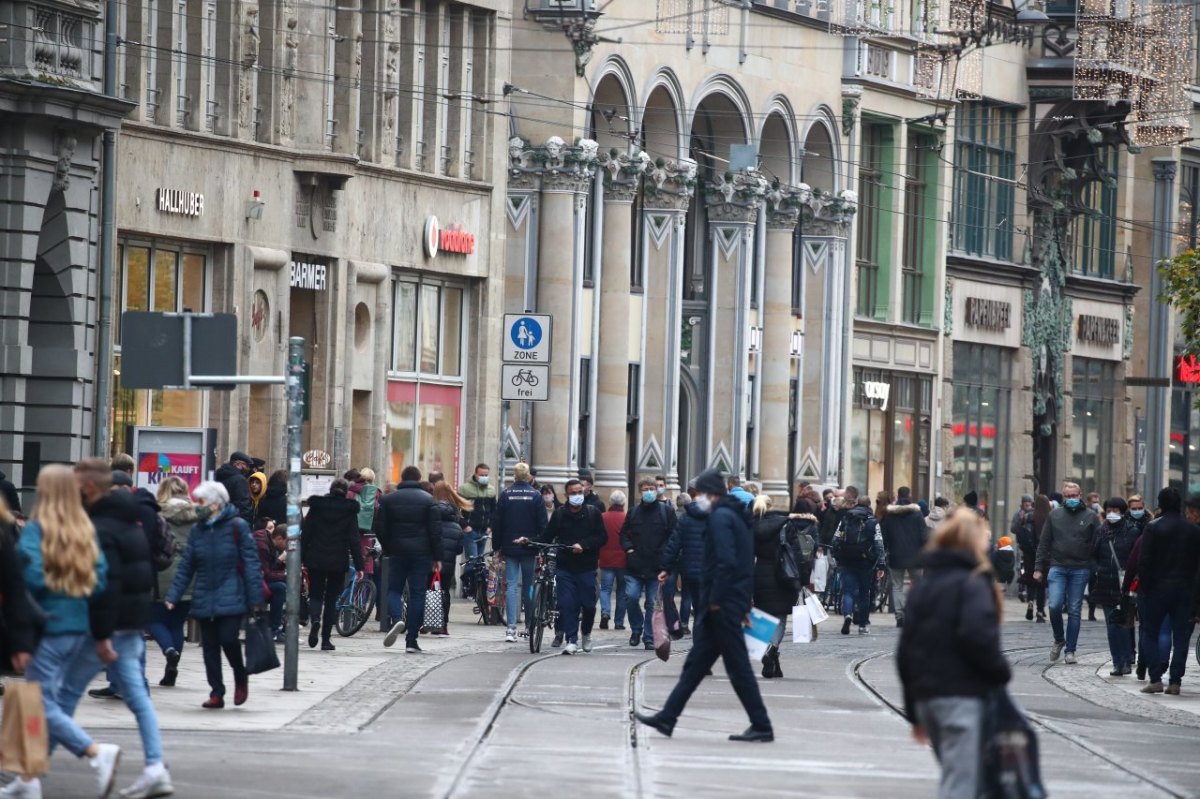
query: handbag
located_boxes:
[981,688,1047,799]
[0,679,48,777]
[651,586,671,662]
[792,606,814,643]
[423,568,447,631]
[243,614,280,675]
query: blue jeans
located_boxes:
[840,564,873,626]
[556,568,597,643]
[624,575,658,644]
[148,600,191,655]
[1140,586,1198,685]
[463,530,486,559]
[267,582,287,632]
[108,632,164,765]
[1047,566,1091,652]
[598,567,627,625]
[1101,603,1133,670]
[25,634,99,758]
[387,556,432,645]
[662,573,700,629]
[505,554,536,628]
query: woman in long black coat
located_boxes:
[751,494,801,679]
[301,478,364,650]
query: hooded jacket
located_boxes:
[1010,507,1037,555]
[751,509,800,618]
[158,497,201,600]
[458,477,496,533]
[167,503,265,618]
[881,501,927,569]
[542,503,607,573]
[302,494,365,573]
[661,502,707,581]
[924,505,946,531]
[130,487,161,550]
[257,480,288,530]
[896,549,1011,722]
[19,520,108,638]
[373,481,440,560]
[248,471,267,519]
[491,480,547,557]
[620,499,677,580]
[0,472,21,516]
[215,461,254,523]
[86,491,156,634]
[1035,503,1101,572]
[435,501,466,565]
[702,495,755,615]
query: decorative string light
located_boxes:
[830,0,897,35]
[956,47,984,99]
[655,0,732,36]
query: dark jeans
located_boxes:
[267,582,287,632]
[1140,586,1198,685]
[840,564,874,626]
[667,574,700,629]
[388,555,433,645]
[148,600,191,654]
[1101,603,1133,670]
[197,615,247,698]
[308,568,343,642]
[658,605,772,731]
[556,568,597,644]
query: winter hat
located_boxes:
[998,536,1013,548]
[963,490,979,506]
[916,499,929,517]
[230,451,253,466]
[693,468,727,496]
[1021,493,1033,503]
[111,470,134,487]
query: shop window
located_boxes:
[952,103,1017,261]
[112,242,209,455]
[392,277,464,377]
[851,367,931,499]
[951,342,1012,516]
[1072,147,1119,279]
[1178,162,1200,250]
[1070,357,1117,496]
[1168,385,1200,494]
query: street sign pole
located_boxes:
[283,337,305,691]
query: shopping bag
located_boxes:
[792,607,814,643]
[0,679,48,777]
[244,615,280,675]
[652,589,671,662]
[804,589,829,625]
[743,608,780,661]
[424,568,447,631]
[981,689,1047,799]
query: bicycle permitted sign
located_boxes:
[501,313,552,402]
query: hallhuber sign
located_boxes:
[156,188,204,217]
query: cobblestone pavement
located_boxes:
[19,597,1200,798]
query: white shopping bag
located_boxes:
[804,589,829,626]
[792,607,814,643]
[743,607,780,661]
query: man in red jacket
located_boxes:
[599,492,629,630]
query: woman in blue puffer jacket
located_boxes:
[166,481,264,710]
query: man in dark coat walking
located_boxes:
[636,468,774,743]
[215,451,255,524]
[374,466,440,653]
[881,486,927,628]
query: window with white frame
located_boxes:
[144,0,159,120]
[202,1,217,132]
[175,0,188,125]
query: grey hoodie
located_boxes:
[1035,504,1101,572]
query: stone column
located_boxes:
[759,186,800,495]
[704,170,768,476]
[640,159,696,491]
[592,151,649,494]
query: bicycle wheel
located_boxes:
[475,578,494,625]
[337,580,377,637]
[528,582,546,654]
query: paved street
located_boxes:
[19,600,1200,798]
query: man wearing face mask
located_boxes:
[541,480,608,654]
[1127,494,1150,536]
[636,468,773,743]
[1034,481,1101,664]
[458,463,496,559]
[621,479,678,650]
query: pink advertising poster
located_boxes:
[137,452,203,494]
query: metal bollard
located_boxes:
[379,555,391,633]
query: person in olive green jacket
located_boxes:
[458,463,496,558]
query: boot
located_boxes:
[1026,601,1034,621]
[761,647,779,679]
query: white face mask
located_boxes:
[567,494,585,507]
[1106,512,1122,524]
[693,496,713,514]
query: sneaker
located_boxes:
[1026,603,1034,621]
[552,633,564,648]
[1036,612,1046,624]
[89,686,122,701]
[383,620,406,648]
[0,778,42,798]
[629,631,640,647]
[505,627,517,643]
[405,641,422,654]
[581,635,593,652]
[1064,652,1077,665]
[431,629,450,638]
[895,615,903,629]
[614,624,626,630]
[1050,642,1064,662]
[1142,682,1164,694]
[841,617,852,636]
[600,615,610,630]
[563,642,578,655]
[118,767,174,799]
[858,626,869,635]
[644,642,655,650]
[680,625,691,636]
[90,743,121,799]
[321,641,336,651]
[1165,683,1181,696]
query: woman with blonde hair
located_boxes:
[896,509,1012,799]
[150,475,200,686]
[749,493,800,678]
[9,465,120,799]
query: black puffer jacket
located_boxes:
[881,502,927,569]
[257,482,288,529]
[620,501,677,580]
[436,501,465,565]
[751,510,799,618]
[661,502,706,580]
[374,481,440,560]
[896,549,1011,723]
[302,494,364,573]
[215,462,254,523]
[88,491,156,634]
[1091,520,1139,606]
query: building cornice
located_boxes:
[1064,272,1140,303]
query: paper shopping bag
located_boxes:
[0,679,49,777]
[805,590,829,626]
[743,608,780,661]
[792,607,814,643]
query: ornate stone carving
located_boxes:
[764,181,801,229]
[643,157,696,211]
[600,149,650,203]
[279,8,299,140]
[507,136,600,194]
[704,169,768,224]
[796,184,856,237]
[53,135,76,192]
[237,5,261,132]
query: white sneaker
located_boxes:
[581,635,593,652]
[505,627,517,643]
[0,778,42,799]
[1064,651,1077,665]
[118,767,174,799]
[1050,641,1064,662]
[563,642,578,655]
[383,620,406,648]
[90,743,121,799]
[858,626,869,635]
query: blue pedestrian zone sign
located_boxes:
[502,313,552,363]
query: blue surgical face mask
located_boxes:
[1064,497,1082,510]
[568,494,585,507]
[642,490,657,504]
[1130,509,1145,519]
[477,475,489,486]
[656,486,665,496]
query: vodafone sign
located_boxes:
[423,216,476,258]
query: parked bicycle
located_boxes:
[461,536,504,625]
[526,541,567,653]
[335,543,379,636]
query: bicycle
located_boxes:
[462,536,504,625]
[872,566,893,614]
[335,545,379,637]
[525,541,567,653]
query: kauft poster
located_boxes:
[137,452,203,493]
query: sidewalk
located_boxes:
[75,599,511,733]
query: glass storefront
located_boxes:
[951,342,1012,516]
[1070,357,1117,496]
[850,367,932,499]
[1168,382,1200,494]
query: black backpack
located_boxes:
[149,513,176,572]
[836,513,873,562]
[777,518,816,590]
